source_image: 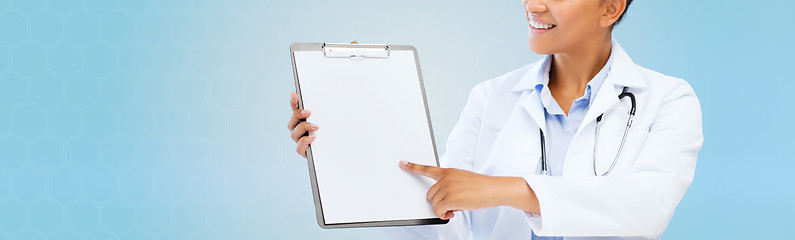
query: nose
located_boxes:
[524,0,548,14]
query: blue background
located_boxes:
[0,0,792,239]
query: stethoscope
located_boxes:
[539,87,636,176]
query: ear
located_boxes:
[599,0,626,28]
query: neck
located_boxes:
[548,33,613,92]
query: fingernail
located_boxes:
[400,161,409,166]
[311,123,319,129]
[302,110,310,115]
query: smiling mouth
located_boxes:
[528,15,557,30]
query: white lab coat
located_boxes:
[385,40,703,240]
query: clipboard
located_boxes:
[290,42,448,228]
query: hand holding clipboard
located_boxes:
[289,42,447,228]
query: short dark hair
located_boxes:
[613,0,633,26]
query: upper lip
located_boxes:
[527,13,556,26]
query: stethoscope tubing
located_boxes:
[540,87,636,176]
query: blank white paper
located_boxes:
[293,50,439,224]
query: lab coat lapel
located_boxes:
[574,40,645,137]
[567,40,647,176]
[519,89,547,175]
[479,90,544,176]
[521,89,546,134]
[492,61,548,176]
[511,56,549,133]
[576,76,620,136]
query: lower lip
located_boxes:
[529,25,555,34]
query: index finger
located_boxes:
[400,161,444,181]
[290,91,299,110]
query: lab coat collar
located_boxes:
[604,39,646,89]
[511,55,550,93]
[510,39,646,93]
[512,39,646,139]
[577,40,646,134]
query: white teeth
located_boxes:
[528,15,555,30]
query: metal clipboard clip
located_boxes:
[323,41,390,58]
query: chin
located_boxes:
[527,34,555,55]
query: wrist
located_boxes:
[497,177,540,214]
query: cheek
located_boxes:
[557,7,602,36]
[554,11,580,33]
[538,12,596,48]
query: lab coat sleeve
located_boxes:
[440,81,489,171]
[522,79,703,238]
[381,82,490,240]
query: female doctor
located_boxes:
[287,0,703,239]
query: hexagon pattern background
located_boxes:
[2,0,795,239]
[0,0,398,239]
